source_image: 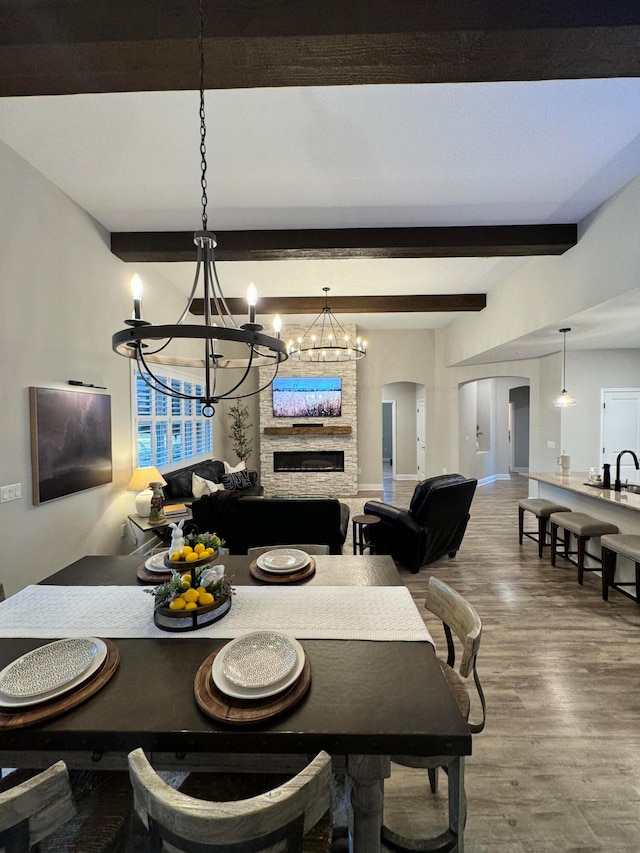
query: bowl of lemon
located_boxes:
[163,532,223,570]
[152,563,233,632]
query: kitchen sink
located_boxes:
[621,483,640,495]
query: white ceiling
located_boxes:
[2,78,640,353]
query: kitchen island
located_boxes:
[524,472,640,593]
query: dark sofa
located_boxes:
[190,494,350,554]
[364,474,477,573]
[162,459,263,503]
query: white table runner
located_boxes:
[0,585,433,643]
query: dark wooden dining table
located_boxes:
[0,554,471,852]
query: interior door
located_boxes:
[601,389,640,484]
[416,399,426,479]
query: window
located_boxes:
[133,369,213,469]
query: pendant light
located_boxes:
[553,327,576,407]
[287,288,367,362]
[112,0,287,418]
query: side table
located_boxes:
[128,510,193,545]
[352,514,381,555]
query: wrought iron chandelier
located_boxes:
[287,288,367,362]
[553,327,576,407]
[112,1,287,418]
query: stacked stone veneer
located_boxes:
[258,323,358,496]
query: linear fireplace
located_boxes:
[274,450,345,473]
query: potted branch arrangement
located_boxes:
[227,401,253,464]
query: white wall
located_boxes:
[0,140,190,595]
[356,329,435,488]
[441,174,640,367]
[559,349,640,472]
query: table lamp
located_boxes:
[128,467,167,517]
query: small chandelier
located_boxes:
[553,327,576,408]
[287,288,367,362]
[112,0,287,418]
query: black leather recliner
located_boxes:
[363,474,477,573]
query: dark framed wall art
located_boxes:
[29,386,113,504]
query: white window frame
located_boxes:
[131,365,214,473]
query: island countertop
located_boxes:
[524,472,640,515]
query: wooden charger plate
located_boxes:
[0,639,120,729]
[249,555,316,584]
[137,563,172,583]
[194,647,311,726]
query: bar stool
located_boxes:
[550,512,619,585]
[518,498,571,558]
[601,534,640,603]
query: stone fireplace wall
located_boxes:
[258,323,358,496]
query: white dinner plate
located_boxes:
[212,635,305,700]
[222,632,298,688]
[145,551,170,573]
[256,549,309,574]
[0,638,108,707]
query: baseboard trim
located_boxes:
[394,474,420,481]
[358,483,383,492]
[477,474,512,487]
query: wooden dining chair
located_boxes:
[382,576,486,853]
[0,760,76,852]
[128,747,333,852]
[247,544,330,558]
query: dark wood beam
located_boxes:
[1,1,639,96]
[111,225,576,263]
[189,294,486,315]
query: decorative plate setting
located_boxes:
[256,549,309,574]
[223,632,298,688]
[0,638,106,701]
[212,633,305,700]
[145,551,170,573]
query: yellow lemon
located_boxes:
[169,598,186,611]
[204,547,214,556]
[198,592,214,606]
[185,552,199,563]
[194,543,205,555]
[180,546,193,558]
[181,573,192,585]
[182,588,199,603]
[169,552,181,562]
[184,601,198,610]
[196,586,207,595]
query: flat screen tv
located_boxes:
[272,376,342,418]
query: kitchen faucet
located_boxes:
[614,449,640,491]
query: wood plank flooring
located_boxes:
[362,475,640,852]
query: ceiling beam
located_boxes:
[189,294,487,316]
[1,1,639,96]
[111,225,576,263]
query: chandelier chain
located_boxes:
[198,0,208,230]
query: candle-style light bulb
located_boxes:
[273,314,282,338]
[130,273,144,320]
[246,282,258,324]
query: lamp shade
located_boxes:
[128,467,167,517]
[127,467,167,491]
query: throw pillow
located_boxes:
[223,460,246,474]
[222,469,252,491]
[192,472,224,498]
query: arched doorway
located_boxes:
[458,377,529,484]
